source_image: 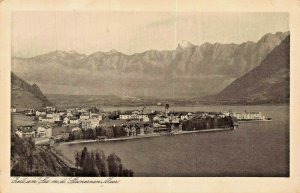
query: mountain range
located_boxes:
[12,31,289,99]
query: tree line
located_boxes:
[182,116,234,131]
[75,147,134,177]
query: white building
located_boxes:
[159,116,170,124]
[78,109,87,113]
[70,117,79,124]
[90,117,100,129]
[80,113,90,120]
[153,115,160,122]
[120,112,132,120]
[170,115,180,123]
[53,113,61,122]
[143,116,150,122]
[39,117,55,123]
[137,114,150,122]
[11,107,17,113]
[15,126,35,138]
[37,124,52,138]
[45,106,56,112]
[59,111,66,116]
[180,114,189,120]
[220,111,231,116]
[131,113,139,119]
[235,112,265,120]
[46,113,54,118]
[63,117,70,124]
[66,111,73,117]
[81,120,91,130]
[36,110,46,116]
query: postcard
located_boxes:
[1,0,300,192]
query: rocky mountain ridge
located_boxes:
[11,72,52,109]
[12,31,289,98]
[211,35,290,104]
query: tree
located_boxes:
[122,169,130,176]
[93,164,100,176]
[80,147,88,168]
[84,129,96,139]
[107,153,122,176]
[100,153,109,176]
[128,169,134,177]
[95,126,102,136]
[75,147,133,177]
[95,151,109,176]
[75,152,81,168]
[87,152,98,176]
[95,152,102,175]
[118,164,123,176]
[28,137,35,149]
[68,132,74,141]
[82,152,91,175]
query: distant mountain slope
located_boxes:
[11,72,52,109]
[211,35,290,104]
[12,31,289,98]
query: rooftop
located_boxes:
[39,124,52,129]
[18,125,34,133]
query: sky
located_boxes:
[12,12,289,58]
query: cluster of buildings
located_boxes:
[30,106,105,127]
[119,110,152,122]
[15,124,52,139]
[14,104,247,144]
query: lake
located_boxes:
[56,105,289,177]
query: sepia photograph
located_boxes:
[10,11,290,177]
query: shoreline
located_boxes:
[42,103,289,110]
[59,127,234,145]
[237,120,272,123]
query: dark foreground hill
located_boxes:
[11,72,52,109]
[210,35,290,104]
[11,135,66,176]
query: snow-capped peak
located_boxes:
[177,40,194,50]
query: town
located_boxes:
[10,104,255,146]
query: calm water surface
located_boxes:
[57,105,289,176]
